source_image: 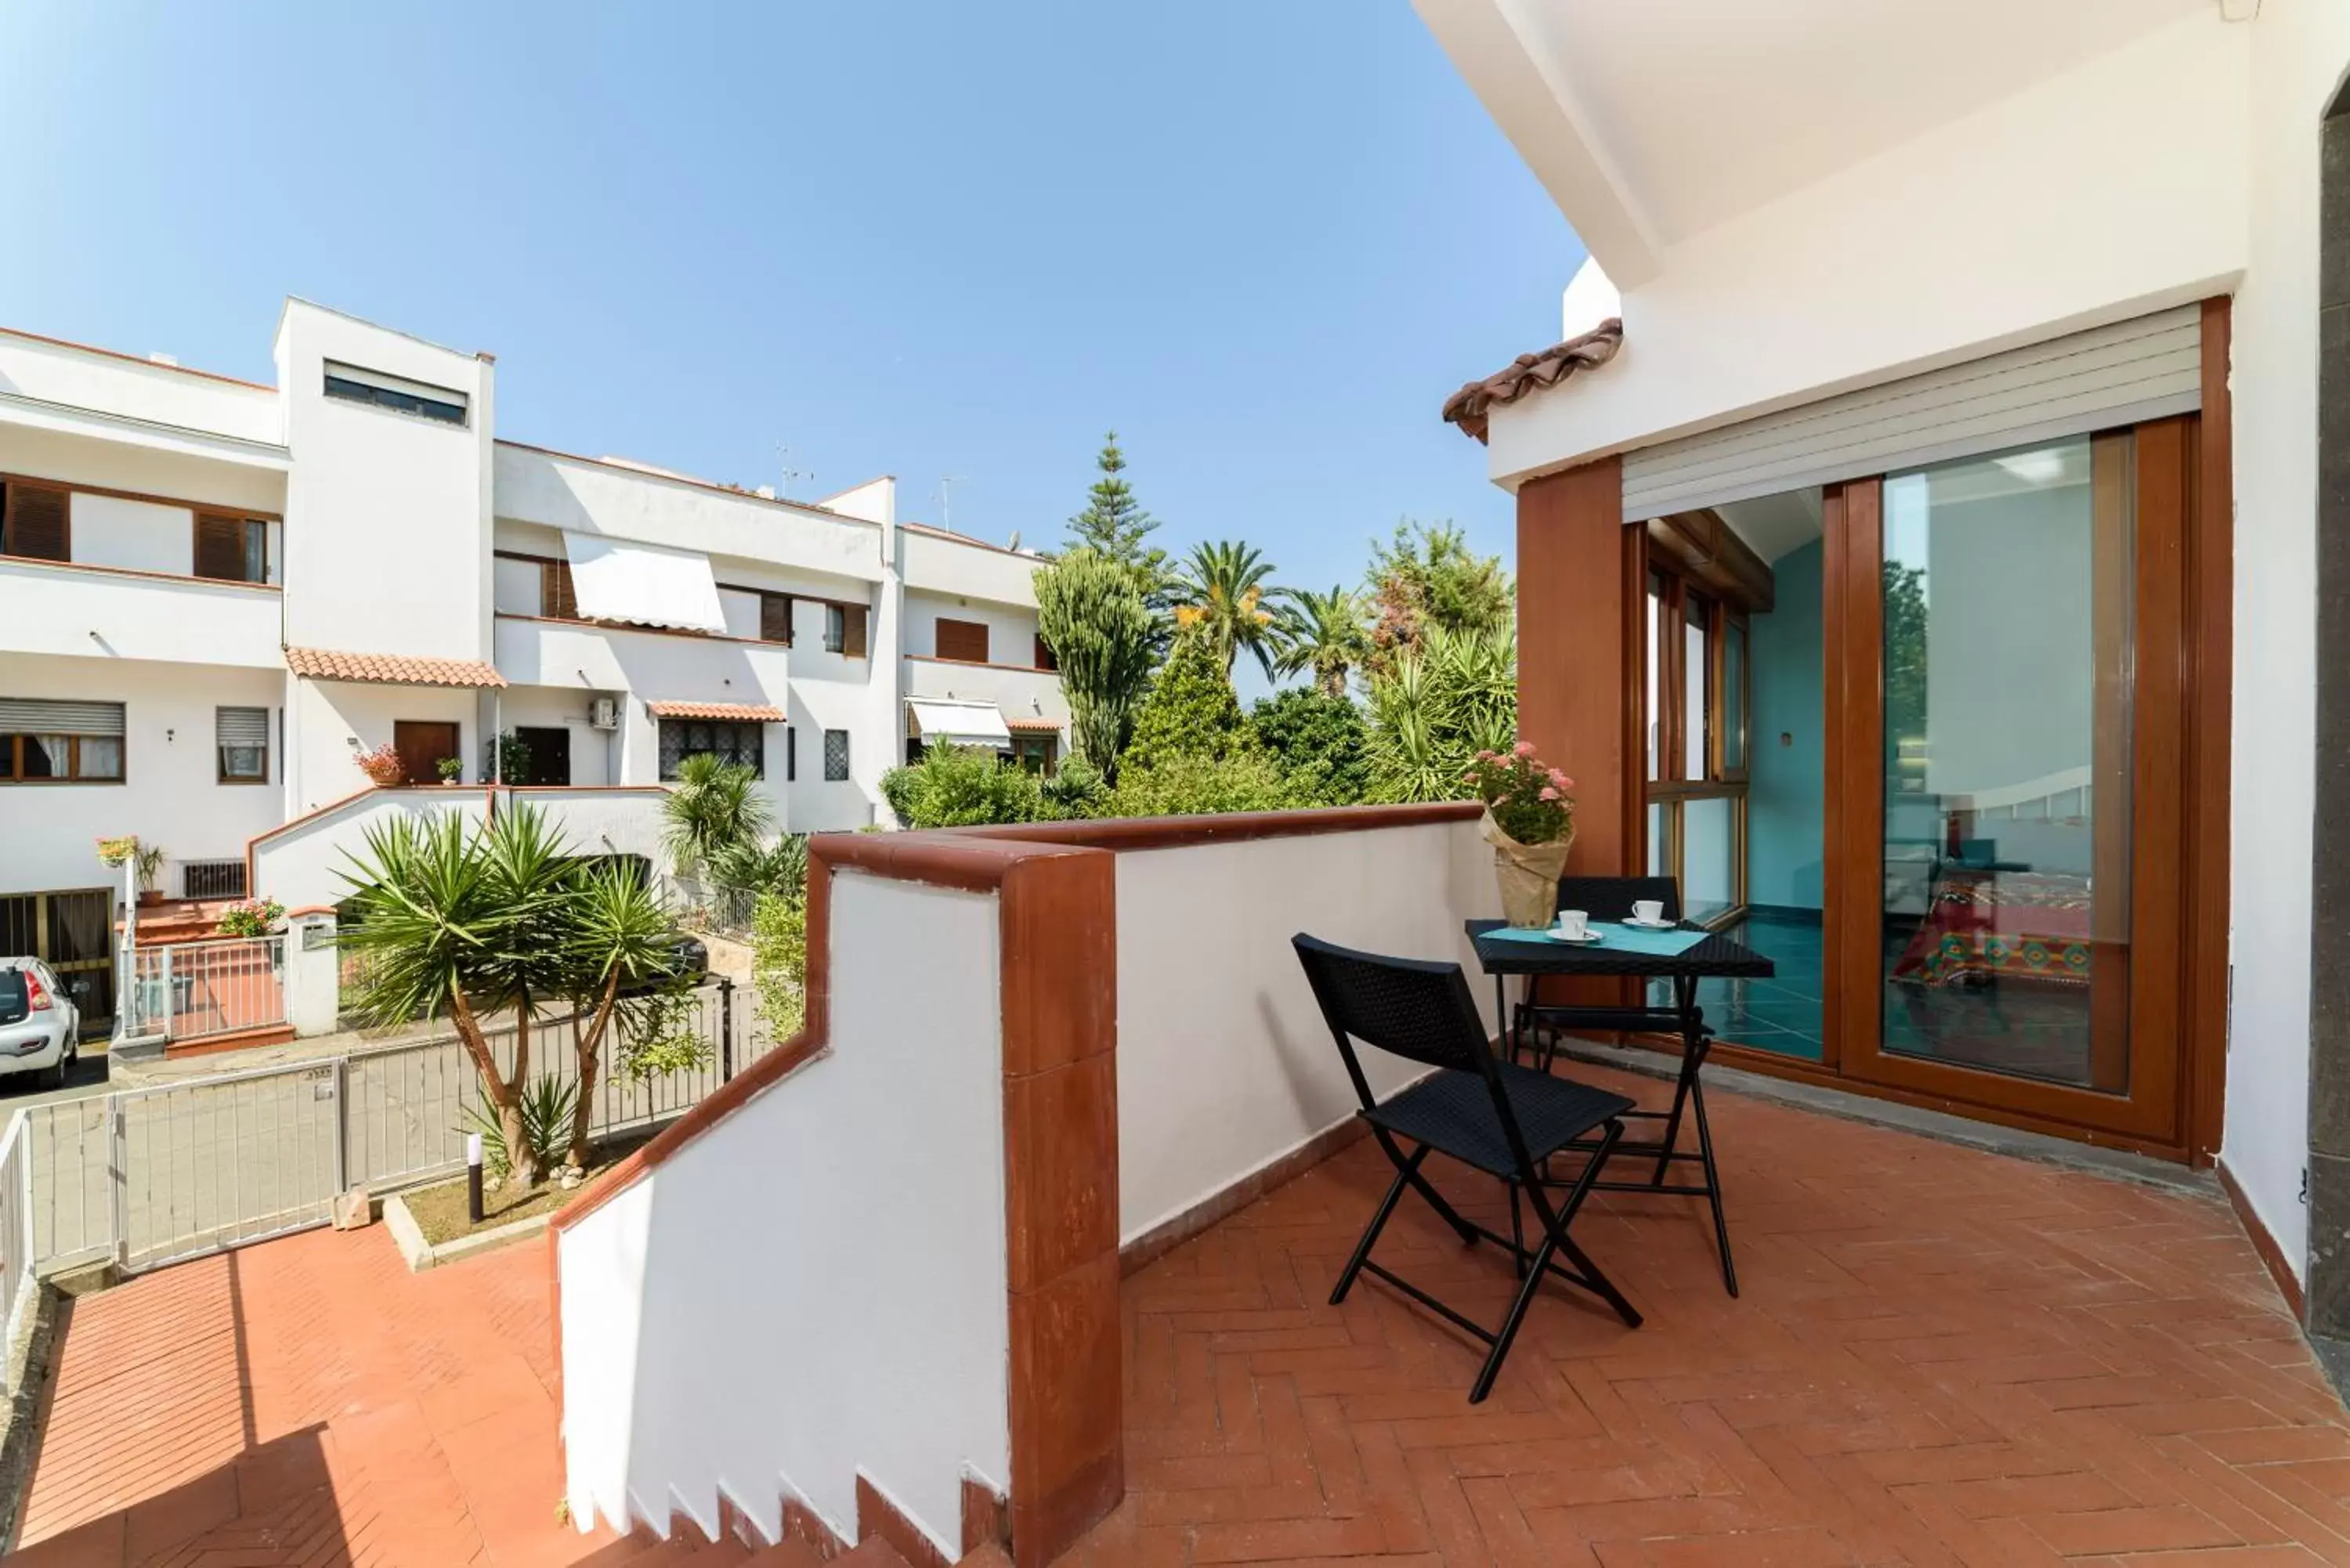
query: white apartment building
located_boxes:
[0,298,1066,1029]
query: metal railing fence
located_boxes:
[23,978,748,1277]
[0,1112,31,1389]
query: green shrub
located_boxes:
[1123,627,1252,772]
[1105,750,1290,819]
[1038,754,1107,818]
[880,744,1043,829]
[461,1072,576,1183]
[750,890,808,1043]
[1249,688,1369,807]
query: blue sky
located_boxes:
[2,2,1577,674]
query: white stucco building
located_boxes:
[0,299,1066,1027]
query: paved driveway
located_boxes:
[11,1226,628,1566]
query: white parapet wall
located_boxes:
[555,867,1010,1554]
[1109,813,1499,1246]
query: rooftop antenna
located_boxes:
[771,440,815,500]
[938,475,968,531]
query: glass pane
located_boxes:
[1878,436,2128,1091]
[1723,621,1748,772]
[23,735,67,779]
[1645,576,1663,780]
[1683,592,1711,779]
[1683,795,1736,923]
[1647,801,1669,876]
[77,737,121,779]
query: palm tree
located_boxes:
[562,858,682,1169]
[1274,585,1372,697]
[1364,625,1519,803]
[660,754,772,887]
[1175,539,1290,681]
[338,805,578,1187]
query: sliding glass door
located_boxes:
[1826,421,2193,1140]
[1644,569,1748,924]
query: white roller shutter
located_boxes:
[0,699,125,734]
[1622,306,2201,518]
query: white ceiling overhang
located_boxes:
[1414,0,2209,279]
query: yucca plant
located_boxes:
[660,754,772,885]
[1365,625,1519,804]
[561,857,683,1168]
[461,1073,578,1183]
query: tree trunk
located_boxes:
[449,985,538,1189]
[567,970,622,1170]
[506,1004,537,1188]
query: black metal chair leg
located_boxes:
[1471,1231,1560,1404]
[1332,1143,1427,1305]
[1522,1121,1642,1329]
[1689,1075,1738,1297]
[1373,1128,1481,1248]
[1649,1057,1695,1187]
[1509,1181,1527,1280]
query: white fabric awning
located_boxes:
[561,531,728,634]
[908,699,1012,749]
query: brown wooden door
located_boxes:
[1824,420,2195,1144]
[392,721,460,785]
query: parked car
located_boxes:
[0,959,79,1090]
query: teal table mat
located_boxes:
[1485,922,1708,957]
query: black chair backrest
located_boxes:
[1292,934,1494,1095]
[1555,875,1681,923]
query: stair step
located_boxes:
[839,1540,913,1567]
[955,1546,1014,1568]
[740,1542,827,1568]
[620,1530,750,1566]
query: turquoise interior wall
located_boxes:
[1748,538,1824,911]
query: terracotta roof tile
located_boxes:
[284,647,507,688]
[645,700,785,721]
[1441,318,1623,443]
[1003,717,1062,733]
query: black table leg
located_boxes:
[1672,974,1737,1297]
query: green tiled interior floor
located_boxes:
[1650,908,1825,1060]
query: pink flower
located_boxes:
[1560,776,1575,790]
[1474,749,1496,761]
[1513,740,1537,758]
[1538,786,1560,801]
[1547,768,1568,788]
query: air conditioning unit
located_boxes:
[588,698,620,731]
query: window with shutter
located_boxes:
[842,603,869,659]
[195,515,245,580]
[760,592,794,644]
[544,560,579,620]
[1034,634,1058,672]
[935,617,990,663]
[216,706,269,782]
[1,482,69,562]
[0,698,125,782]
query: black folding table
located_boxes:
[1463,917,1774,1296]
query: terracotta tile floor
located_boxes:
[9,1225,653,1567]
[1063,1062,2350,1566]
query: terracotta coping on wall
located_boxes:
[1003,717,1061,734]
[905,654,1058,674]
[643,700,786,721]
[1441,317,1624,443]
[959,798,1482,852]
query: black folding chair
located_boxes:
[1292,933,1643,1404]
[1515,875,1740,1297]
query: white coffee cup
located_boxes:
[1553,909,1589,939]
[1632,899,1666,925]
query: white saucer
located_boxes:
[1620,917,1679,930]
[1546,927,1604,944]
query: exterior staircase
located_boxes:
[592,1530,1015,1568]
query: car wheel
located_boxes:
[39,1054,65,1092]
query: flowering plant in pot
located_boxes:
[1464,742,1576,928]
[436,756,462,785]
[215,898,286,938]
[95,836,139,869]
[355,742,405,786]
[132,842,168,906]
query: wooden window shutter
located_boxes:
[544,560,578,620]
[760,592,794,644]
[193,513,248,580]
[936,617,990,663]
[2,482,69,562]
[842,603,869,658]
[1035,633,1058,671]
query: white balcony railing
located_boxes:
[901,655,1068,735]
[0,556,282,667]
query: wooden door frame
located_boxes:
[1828,421,2192,1145]
[1561,298,2234,1165]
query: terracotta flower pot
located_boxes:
[1483,809,1574,928]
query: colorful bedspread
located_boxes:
[1889,869,2094,988]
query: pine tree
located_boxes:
[1067,432,1173,612]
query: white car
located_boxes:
[0,959,79,1089]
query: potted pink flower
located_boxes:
[1465,742,1578,928]
[354,742,406,786]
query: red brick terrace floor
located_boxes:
[9,1226,651,1568]
[1062,1061,2350,1567]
